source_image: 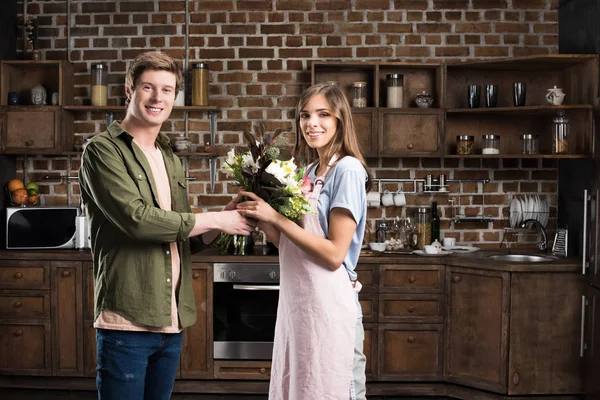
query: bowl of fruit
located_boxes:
[6,178,40,207]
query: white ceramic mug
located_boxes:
[443,237,456,248]
[393,190,406,206]
[367,191,381,208]
[381,190,394,207]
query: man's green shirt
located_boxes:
[79,121,203,328]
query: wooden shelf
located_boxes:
[446,105,592,114]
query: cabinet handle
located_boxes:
[581,295,588,357]
[14,329,23,337]
[408,276,416,283]
[453,275,461,282]
[62,270,71,277]
[259,367,267,374]
[407,305,415,313]
[13,301,22,308]
[193,272,200,279]
[25,140,34,147]
[407,336,415,343]
[512,372,520,385]
[407,143,414,150]
[13,272,23,279]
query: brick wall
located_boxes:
[15,0,560,247]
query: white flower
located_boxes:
[220,148,237,176]
[266,159,298,186]
[241,152,258,172]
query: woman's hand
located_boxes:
[236,191,281,225]
[223,192,243,211]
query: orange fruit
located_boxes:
[7,178,25,193]
[28,194,39,205]
[12,188,28,205]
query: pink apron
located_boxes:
[269,158,357,400]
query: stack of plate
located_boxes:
[508,195,549,228]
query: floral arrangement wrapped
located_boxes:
[217,122,313,254]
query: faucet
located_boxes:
[520,219,548,252]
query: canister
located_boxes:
[352,81,367,108]
[520,134,538,155]
[456,135,474,155]
[482,134,500,155]
[91,63,108,106]
[386,73,403,108]
[415,207,431,249]
[192,63,209,106]
[552,111,569,154]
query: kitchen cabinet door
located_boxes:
[363,323,378,381]
[583,285,600,399]
[180,263,213,379]
[352,108,377,158]
[445,267,509,394]
[51,261,84,376]
[378,109,442,157]
[0,108,72,154]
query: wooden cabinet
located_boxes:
[51,261,83,376]
[82,262,96,377]
[180,262,213,379]
[377,264,444,381]
[312,61,443,158]
[444,55,598,158]
[445,266,583,395]
[0,260,51,375]
[0,60,74,154]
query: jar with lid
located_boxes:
[352,81,367,108]
[415,207,431,250]
[456,135,474,155]
[520,134,538,155]
[192,63,209,106]
[91,63,108,106]
[386,74,403,108]
[482,134,500,155]
[552,111,569,154]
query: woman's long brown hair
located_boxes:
[293,83,372,191]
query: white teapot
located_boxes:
[546,86,566,106]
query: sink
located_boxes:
[489,254,559,263]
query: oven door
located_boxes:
[213,263,279,360]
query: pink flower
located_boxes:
[300,176,312,196]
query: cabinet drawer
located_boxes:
[0,321,51,375]
[356,264,378,293]
[380,265,444,293]
[359,293,378,323]
[0,291,50,318]
[214,360,271,380]
[378,323,444,380]
[0,261,49,290]
[379,294,443,323]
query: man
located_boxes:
[79,51,253,399]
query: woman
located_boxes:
[237,83,371,399]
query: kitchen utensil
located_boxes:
[467,85,481,108]
[551,229,568,257]
[485,84,498,107]
[513,82,527,106]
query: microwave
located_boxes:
[5,207,79,250]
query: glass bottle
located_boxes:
[352,81,367,108]
[415,207,431,250]
[552,111,569,154]
[386,73,403,108]
[431,201,440,242]
[456,135,474,155]
[192,63,209,106]
[90,63,108,106]
[520,134,538,155]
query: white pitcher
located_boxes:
[546,86,566,105]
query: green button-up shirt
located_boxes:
[79,121,203,328]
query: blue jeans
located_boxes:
[96,329,183,400]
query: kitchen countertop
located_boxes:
[0,246,581,273]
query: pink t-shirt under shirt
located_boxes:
[94,144,182,333]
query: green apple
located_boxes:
[25,181,39,193]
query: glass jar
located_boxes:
[386,74,403,108]
[352,81,367,108]
[520,133,538,155]
[482,134,500,155]
[552,111,569,154]
[415,207,431,250]
[456,135,474,155]
[192,63,209,106]
[90,63,108,106]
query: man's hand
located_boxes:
[218,210,256,236]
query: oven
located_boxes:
[213,262,279,360]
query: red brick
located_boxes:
[446,35,461,45]
[365,35,382,45]
[432,0,471,9]
[199,48,236,59]
[267,36,283,46]
[495,23,530,33]
[327,36,343,46]
[196,1,235,11]
[316,1,351,11]
[445,11,462,21]
[257,72,293,82]
[513,0,547,9]
[427,12,443,22]
[339,23,374,34]
[533,23,558,34]
[208,37,225,47]
[356,47,394,58]
[306,36,323,46]
[368,11,385,21]
[464,35,481,44]
[222,24,257,35]
[394,0,428,10]
[513,46,550,56]
[407,12,425,22]
[484,35,501,44]
[247,85,262,95]
[435,46,469,57]
[425,35,442,45]
[542,35,558,46]
[308,12,325,22]
[218,72,253,83]
[246,36,264,46]
[267,60,283,70]
[275,1,312,11]
[317,47,353,58]
[356,0,390,9]
[299,24,335,34]
[417,23,452,33]
[261,24,295,35]
[396,46,431,57]
[472,0,508,8]
[405,35,422,45]
[378,23,413,34]
[237,1,273,11]
[249,12,267,23]
[286,36,303,47]
[189,25,218,35]
[280,48,313,58]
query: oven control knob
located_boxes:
[229,271,237,280]
[269,271,277,280]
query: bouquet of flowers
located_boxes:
[217,122,313,253]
